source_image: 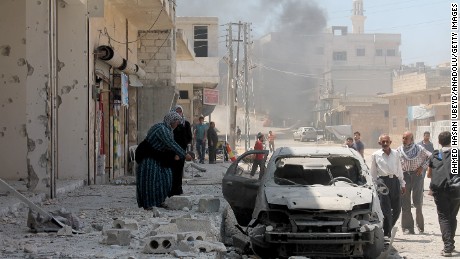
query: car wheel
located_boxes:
[251,242,276,259]
[220,205,241,246]
[363,227,385,259]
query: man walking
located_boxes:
[427,131,459,257]
[193,116,207,164]
[250,133,266,178]
[207,121,218,164]
[370,134,406,238]
[353,131,365,157]
[418,131,435,178]
[267,130,276,152]
[398,131,432,234]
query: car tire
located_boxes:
[363,227,385,259]
[220,205,240,246]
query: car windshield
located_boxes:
[272,156,366,186]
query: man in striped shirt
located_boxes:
[397,131,432,235]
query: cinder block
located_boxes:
[148,223,178,236]
[177,231,206,242]
[193,240,227,253]
[164,196,193,210]
[103,229,131,246]
[113,219,139,230]
[175,218,218,239]
[198,197,220,213]
[143,234,177,254]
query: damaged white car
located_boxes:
[222,146,385,258]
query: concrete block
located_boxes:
[164,196,192,210]
[193,240,227,253]
[175,218,218,240]
[177,231,206,242]
[149,222,178,236]
[143,234,177,254]
[198,197,220,213]
[112,219,139,230]
[176,240,198,253]
[102,229,131,246]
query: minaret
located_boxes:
[351,0,366,34]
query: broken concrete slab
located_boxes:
[101,229,131,246]
[198,196,220,213]
[163,196,193,210]
[112,218,138,230]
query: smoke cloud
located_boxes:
[177,0,327,127]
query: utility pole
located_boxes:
[227,24,236,150]
[243,23,251,151]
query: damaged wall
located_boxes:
[137,30,176,139]
[0,0,28,180]
[56,1,89,180]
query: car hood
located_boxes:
[264,186,373,211]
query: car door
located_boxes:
[222,149,269,226]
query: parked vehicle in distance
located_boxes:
[293,127,317,142]
[222,146,385,259]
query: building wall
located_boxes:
[57,2,89,180]
[387,87,450,146]
[137,30,176,139]
[393,72,427,93]
[343,103,389,148]
[0,0,28,180]
[176,17,219,57]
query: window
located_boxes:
[179,90,189,99]
[392,118,397,128]
[194,25,208,57]
[384,110,389,118]
[405,118,409,128]
[387,49,396,56]
[356,48,365,56]
[376,49,383,56]
[333,51,347,61]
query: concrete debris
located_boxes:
[112,218,139,230]
[101,229,132,246]
[143,234,177,254]
[198,196,221,213]
[164,195,193,210]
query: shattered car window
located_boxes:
[273,156,366,186]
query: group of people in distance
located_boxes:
[368,131,458,257]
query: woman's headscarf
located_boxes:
[163,111,182,128]
[171,105,185,125]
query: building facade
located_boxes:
[0,0,192,196]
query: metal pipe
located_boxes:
[48,0,58,198]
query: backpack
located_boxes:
[429,149,451,191]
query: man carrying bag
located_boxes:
[427,131,460,257]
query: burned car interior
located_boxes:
[273,156,366,186]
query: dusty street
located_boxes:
[0,142,458,259]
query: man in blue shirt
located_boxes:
[193,116,207,164]
[352,131,365,157]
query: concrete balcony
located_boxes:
[108,0,175,30]
[176,29,194,61]
[176,57,220,88]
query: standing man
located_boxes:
[207,121,218,164]
[170,105,192,196]
[370,134,406,238]
[193,116,207,164]
[345,137,357,150]
[236,126,242,144]
[250,133,266,178]
[397,131,432,234]
[418,131,435,178]
[353,131,365,157]
[427,131,459,257]
[267,130,276,152]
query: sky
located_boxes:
[176,0,451,67]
